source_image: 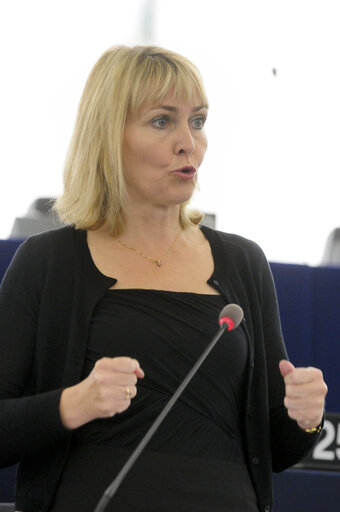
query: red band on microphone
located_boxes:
[218,316,235,331]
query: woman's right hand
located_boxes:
[59,357,145,430]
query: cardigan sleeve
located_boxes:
[254,247,321,471]
[0,238,68,468]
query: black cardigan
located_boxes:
[0,225,319,512]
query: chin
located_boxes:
[173,191,195,207]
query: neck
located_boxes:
[121,205,182,243]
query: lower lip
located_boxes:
[171,170,196,180]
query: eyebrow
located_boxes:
[147,104,208,113]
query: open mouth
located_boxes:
[172,166,196,176]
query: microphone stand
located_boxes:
[94,321,229,512]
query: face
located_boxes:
[122,89,208,211]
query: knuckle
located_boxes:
[101,395,125,416]
[285,384,293,397]
[93,373,104,386]
[113,356,136,373]
[117,401,130,413]
[312,368,324,382]
[314,381,327,397]
[94,359,103,371]
[103,406,115,417]
[316,397,325,408]
[129,361,138,373]
[96,357,109,368]
[289,372,299,385]
[99,400,114,417]
[288,409,296,420]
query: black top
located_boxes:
[52,290,257,511]
[50,443,258,512]
[0,226,321,512]
[75,289,247,461]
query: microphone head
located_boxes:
[218,304,244,331]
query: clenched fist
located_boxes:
[60,357,145,430]
[279,359,328,431]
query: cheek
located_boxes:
[124,138,167,171]
[123,142,148,177]
[197,136,208,164]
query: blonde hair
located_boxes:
[54,45,209,236]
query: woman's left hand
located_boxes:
[279,359,328,431]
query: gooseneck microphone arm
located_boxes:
[94,304,244,512]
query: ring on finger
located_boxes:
[125,387,132,400]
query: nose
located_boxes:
[174,124,195,155]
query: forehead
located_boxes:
[136,87,207,116]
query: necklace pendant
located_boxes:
[156,259,161,267]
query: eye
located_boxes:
[152,115,171,129]
[191,116,206,129]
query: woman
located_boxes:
[0,45,327,512]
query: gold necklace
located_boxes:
[117,229,182,267]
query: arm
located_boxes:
[0,239,69,467]
[0,238,145,466]
[255,250,326,471]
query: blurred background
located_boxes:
[1,0,339,264]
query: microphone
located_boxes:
[218,303,244,331]
[94,303,244,512]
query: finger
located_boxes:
[279,359,295,378]
[135,366,145,379]
[92,364,139,389]
[110,357,143,373]
[96,383,137,415]
[284,395,325,411]
[285,379,327,399]
[120,385,138,401]
[110,372,138,387]
[283,367,324,386]
[98,357,144,376]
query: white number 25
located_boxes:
[313,420,340,461]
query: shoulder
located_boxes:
[18,226,84,258]
[25,225,82,247]
[8,227,86,279]
[200,224,266,264]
